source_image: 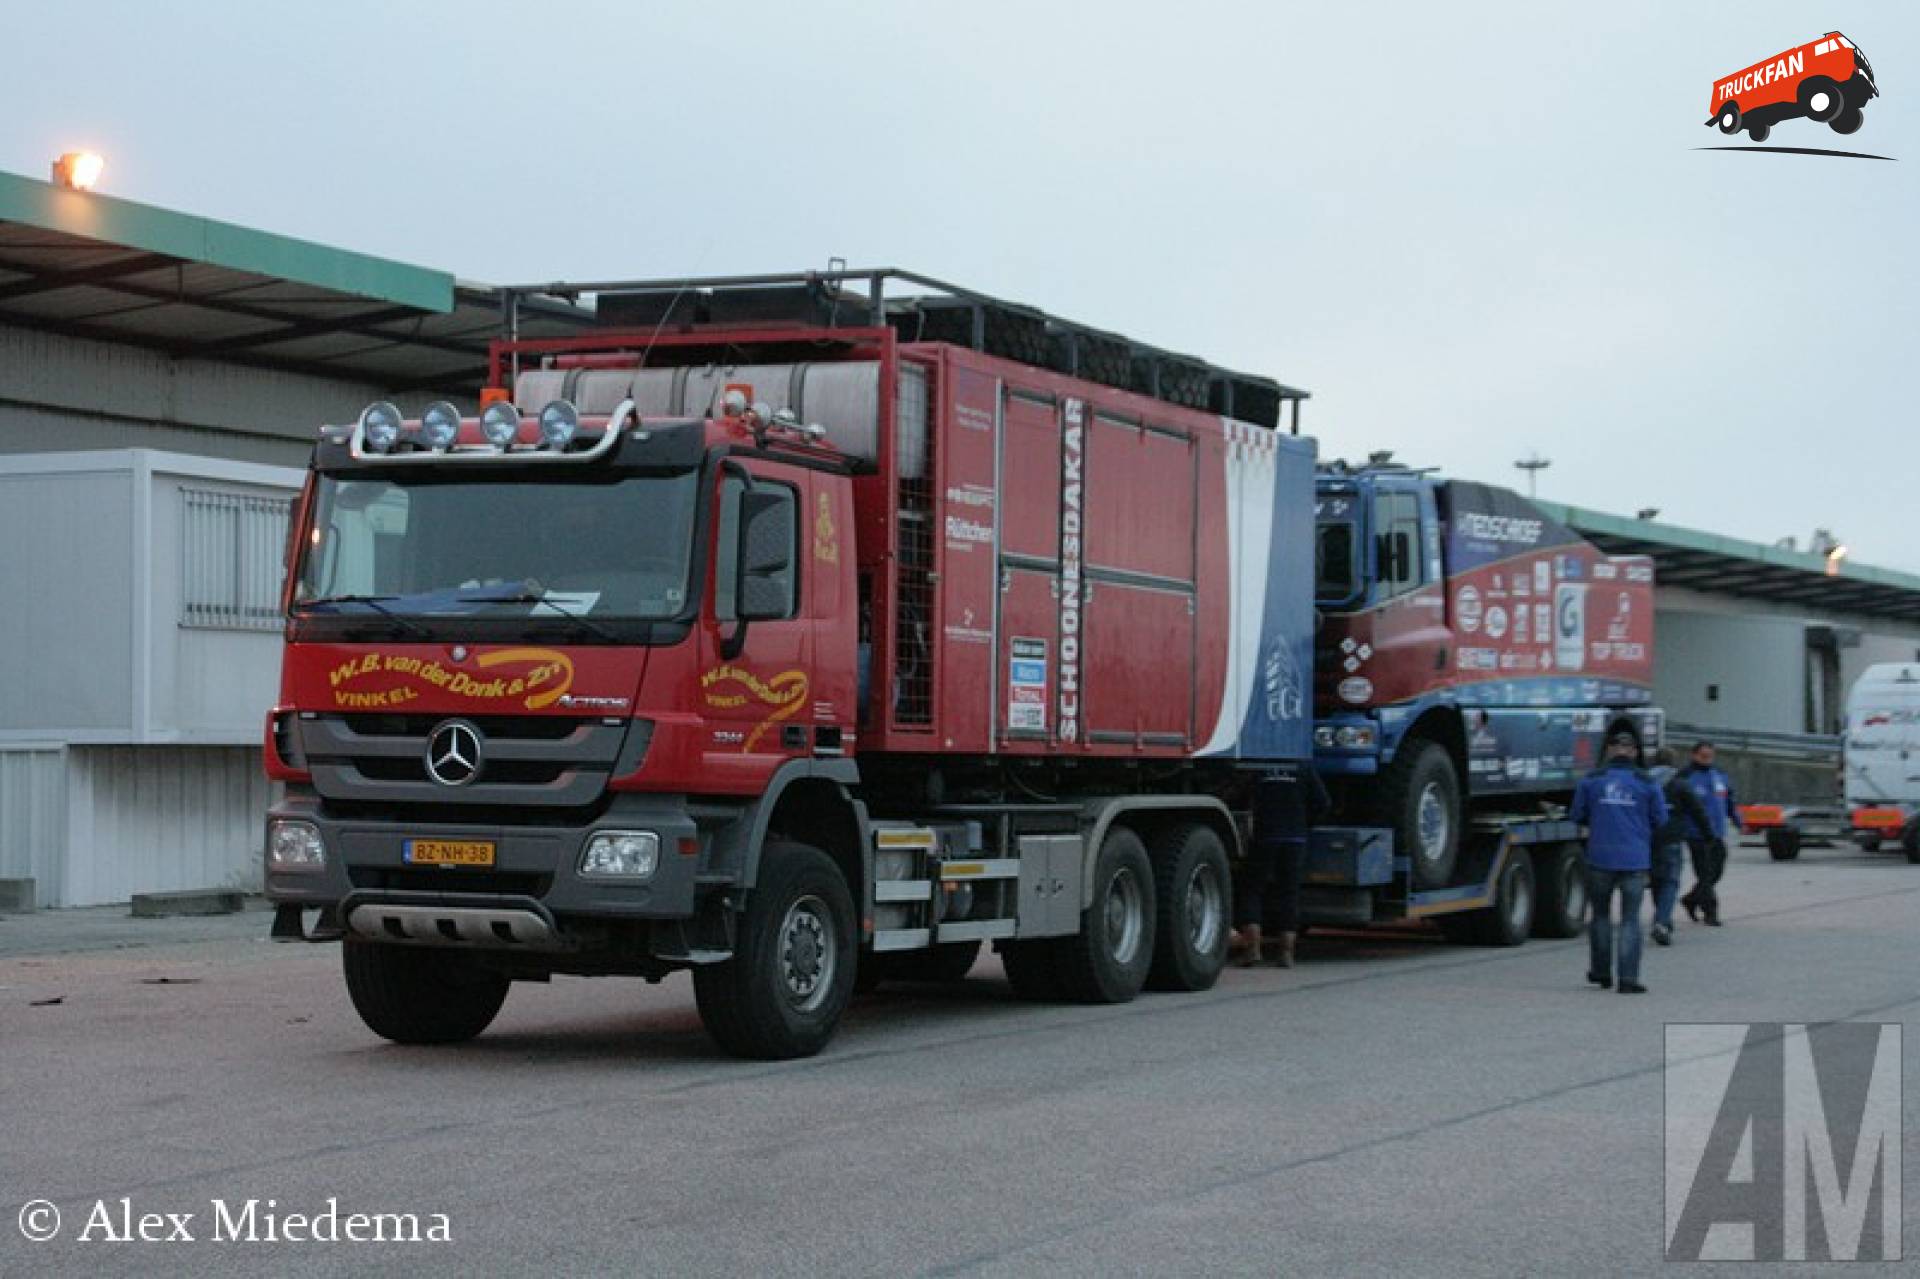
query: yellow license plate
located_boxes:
[404,839,496,867]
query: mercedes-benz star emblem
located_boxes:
[424,719,483,787]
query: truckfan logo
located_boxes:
[1701,31,1889,158]
[424,720,484,787]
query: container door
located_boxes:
[996,385,1063,746]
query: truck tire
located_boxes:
[1800,76,1844,122]
[1717,102,1741,134]
[1767,828,1802,861]
[1531,844,1587,939]
[999,940,1063,1001]
[1747,121,1771,143]
[1377,740,1462,889]
[1830,106,1864,135]
[341,942,510,1045]
[693,841,856,1060]
[1145,823,1231,993]
[1054,826,1156,1003]
[1482,853,1536,946]
[1904,825,1920,865]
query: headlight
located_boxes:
[419,401,462,450]
[539,399,580,450]
[1314,726,1336,749]
[358,401,403,453]
[1336,725,1378,750]
[480,401,521,449]
[267,819,326,873]
[580,830,659,879]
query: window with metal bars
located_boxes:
[181,488,294,630]
[891,364,935,727]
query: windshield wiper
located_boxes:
[454,582,623,644]
[295,594,432,639]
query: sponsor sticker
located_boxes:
[1008,637,1048,733]
[1337,676,1374,704]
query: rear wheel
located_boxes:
[342,942,510,1045]
[1831,107,1864,135]
[1531,844,1587,938]
[1766,828,1802,861]
[1377,740,1462,889]
[998,941,1064,1001]
[1747,121,1772,143]
[1904,825,1920,865]
[1145,823,1231,993]
[1054,826,1156,1003]
[1483,854,1536,946]
[693,841,855,1059]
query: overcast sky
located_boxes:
[9,2,1916,567]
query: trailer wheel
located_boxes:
[1766,828,1802,861]
[1483,853,1536,946]
[1145,823,1231,993]
[1054,826,1156,1003]
[1904,825,1920,865]
[341,941,510,1045]
[1377,740,1462,889]
[1717,103,1741,134]
[999,941,1064,1001]
[1831,106,1864,135]
[693,841,855,1059]
[1800,77,1844,122]
[1747,121,1771,143]
[1531,844,1587,939]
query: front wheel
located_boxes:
[1145,823,1231,992]
[1717,102,1742,134]
[1800,77,1844,122]
[1831,107,1865,135]
[693,841,856,1059]
[342,942,510,1045]
[1377,740,1462,889]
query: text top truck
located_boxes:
[264,269,1321,1058]
[1306,460,1661,935]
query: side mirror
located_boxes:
[735,489,793,622]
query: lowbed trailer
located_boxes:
[1302,815,1588,944]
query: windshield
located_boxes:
[294,472,700,622]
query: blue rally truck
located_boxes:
[1302,459,1664,942]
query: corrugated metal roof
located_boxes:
[0,170,590,395]
[1538,500,1920,622]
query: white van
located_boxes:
[1842,663,1920,858]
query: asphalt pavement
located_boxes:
[1,839,1914,1276]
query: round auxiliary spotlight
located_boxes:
[420,401,462,451]
[359,401,403,453]
[480,401,521,450]
[538,399,580,450]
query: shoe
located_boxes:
[1651,924,1672,946]
[1618,982,1648,994]
[1681,895,1700,923]
[1704,916,1723,928]
[1273,931,1297,969]
[1230,925,1263,968]
[1587,972,1613,990]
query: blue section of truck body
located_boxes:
[1227,432,1319,764]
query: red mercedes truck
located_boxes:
[264,270,1322,1058]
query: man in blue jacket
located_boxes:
[1570,733,1668,993]
[1678,741,1740,927]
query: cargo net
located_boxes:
[891,366,934,728]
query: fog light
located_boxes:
[538,399,580,450]
[580,830,659,879]
[267,819,326,873]
[481,401,521,449]
[359,401,403,453]
[419,401,462,451]
[1335,725,1377,749]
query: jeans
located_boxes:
[1587,868,1647,984]
[1650,842,1684,930]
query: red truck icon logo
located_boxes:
[1707,32,1878,142]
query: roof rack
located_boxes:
[495,267,1308,434]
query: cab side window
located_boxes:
[1374,492,1423,598]
[716,476,799,621]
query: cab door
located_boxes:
[699,461,813,786]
